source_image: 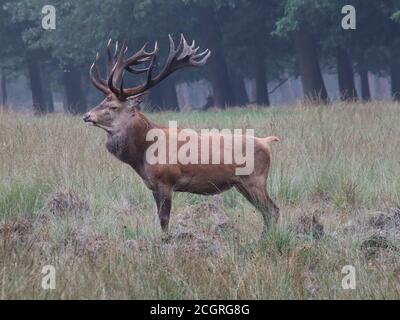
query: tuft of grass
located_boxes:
[0,180,51,219]
[260,223,293,256]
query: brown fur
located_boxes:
[84,102,279,232]
[85,36,278,233]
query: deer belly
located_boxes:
[174,174,234,195]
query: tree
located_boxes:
[293,26,329,103]
[344,1,400,102]
[317,1,358,101]
[197,5,234,107]
[0,1,12,110]
[390,55,400,101]
[221,0,294,107]
[275,0,330,104]
[336,48,358,101]
[3,0,400,110]
[133,0,236,108]
[388,6,400,101]
[3,0,54,113]
[0,70,7,109]
[26,53,46,113]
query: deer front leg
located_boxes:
[152,187,172,233]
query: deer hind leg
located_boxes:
[152,186,172,233]
[235,181,279,229]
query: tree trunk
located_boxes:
[1,71,7,110]
[336,48,358,101]
[148,84,164,111]
[198,6,234,108]
[162,79,179,111]
[42,70,54,113]
[27,56,46,114]
[44,86,54,113]
[293,27,329,104]
[389,52,400,102]
[255,53,270,106]
[231,71,248,106]
[359,69,371,102]
[149,79,178,111]
[63,65,87,113]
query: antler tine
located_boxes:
[107,41,129,95]
[114,41,119,59]
[116,41,126,61]
[106,39,115,73]
[177,34,185,53]
[177,36,191,60]
[146,41,158,82]
[168,34,176,52]
[107,65,121,97]
[178,37,201,61]
[126,42,158,94]
[162,34,210,74]
[91,38,159,98]
[189,40,201,55]
[124,42,156,66]
[126,68,146,75]
[191,49,211,66]
[145,48,158,89]
[121,34,210,98]
[119,75,125,97]
[104,39,157,99]
[152,41,159,57]
[125,66,151,74]
[94,52,107,85]
[89,52,110,95]
[147,41,159,58]
[165,34,177,64]
[123,41,157,74]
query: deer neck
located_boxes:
[105,112,158,170]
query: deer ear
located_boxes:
[127,92,148,112]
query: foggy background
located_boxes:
[1,0,400,113]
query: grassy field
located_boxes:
[0,102,399,299]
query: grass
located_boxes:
[0,102,399,299]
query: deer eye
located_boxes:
[109,106,118,111]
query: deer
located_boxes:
[83,34,279,235]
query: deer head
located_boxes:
[83,34,211,134]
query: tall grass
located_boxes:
[0,102,399,299]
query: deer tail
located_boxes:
[262,136,280,144]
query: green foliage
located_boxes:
[1,0,400,106]
[393,11,400,23]
[274,0,332,36]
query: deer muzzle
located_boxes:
[83,112,95,123]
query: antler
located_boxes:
[107,42,158,97]
[89,34,211,100]
[89,39,155,96]
[89,52,109,95]
[122,34,211,98]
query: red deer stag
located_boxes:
[84,35,279,234]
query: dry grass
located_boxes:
[0,102,399,299]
